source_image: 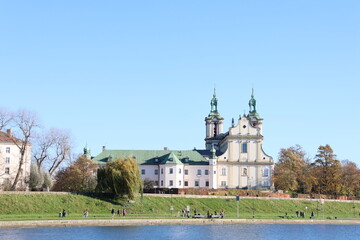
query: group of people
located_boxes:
[181,208,190,218]
[111,208,127,217]
[180,208,225,219]
[295,210,315,219]
[83,209,89,217]
[206,209,225,218]
[59,209,66,218]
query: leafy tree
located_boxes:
[42,171,52,189]
[96,157,142,199]
[29,164,52,190]
[52,156,97,192]
[339,160,360,197]
[29,163,43,190]
[2,179,12,191]
[143,178,155,192]
[313,144,341,196]
[274,145,310,193]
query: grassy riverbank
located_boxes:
[0,193,359,221]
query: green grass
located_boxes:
[0,194,359,221]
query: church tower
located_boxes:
[205,89,224,150]
[247,88,263,133]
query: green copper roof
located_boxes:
[92,149,209,165]
[248,88,260,119]
[208,88,222,118]
[160,152,183,165]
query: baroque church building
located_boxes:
[91,90,274,190]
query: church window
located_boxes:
[184,181,188,186]
[169,180,173,186]
[154,169,158,175]
[221,181,226,186]
[161,180,163,186]
[179,180,181,186]
[5,157,10,164]
[263,168,269,177]
[243,125,246,128]
[6,147,10,153]
[195,181,199,187]
[242,143,247,153]
[161,168,164,174]
[205,169,209,175]
[179,168,182,174]
[206,181,209,187]
[141,169,145,175]
[221,167,226,176]
[197,169,201,175]
[169,168,173,174]
[185,169,188,175]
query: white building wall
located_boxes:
[215,116,273,189]
[140,165,158,183]
[0,142,31,189]
[183,165,209,188]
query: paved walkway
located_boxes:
[1,218,360,228]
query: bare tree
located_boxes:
[48,129,72,176]
[0,108,13,131]
[10,109,39,190]
[34,128,73,177]
[33,129,56,172]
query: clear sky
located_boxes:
[0,1,359,164]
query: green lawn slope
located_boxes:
[0,194,359,221]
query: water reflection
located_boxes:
[0,224,359,240]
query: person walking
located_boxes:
[111,208,115,217]
[220,209,225,218]
[122,208,126,217]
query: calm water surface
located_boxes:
[0,224,359,240]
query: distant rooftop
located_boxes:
[92,149,210,165]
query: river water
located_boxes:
[0,224,358,240]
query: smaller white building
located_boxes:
[0,129,31,190]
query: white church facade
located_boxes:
[91,89,274,190]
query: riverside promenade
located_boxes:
[1,218,360,228]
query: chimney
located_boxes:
[6,129,12,137]
[102,146,106,152]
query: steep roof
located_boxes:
[160,152,183,165]
[0,131,23,144]
[92,149,209,166]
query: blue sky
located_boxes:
[0,1,359,164]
